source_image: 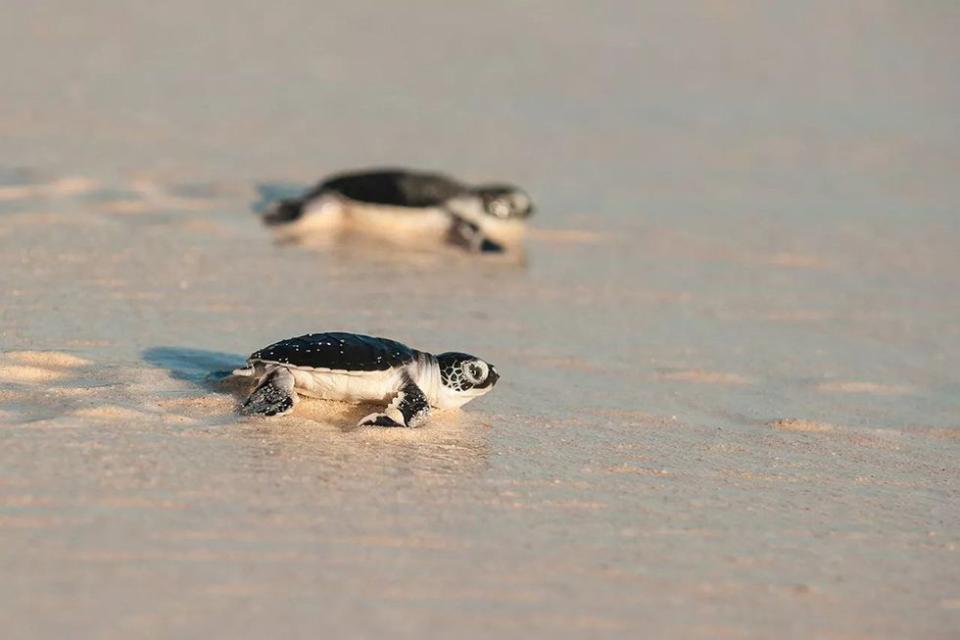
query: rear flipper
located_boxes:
[359,381,430,428]
[239,367,298,417]
[262,198,306,226]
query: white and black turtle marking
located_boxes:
[234,332,499,426]
[262,168,533,253]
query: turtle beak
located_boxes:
[487,366,500,386]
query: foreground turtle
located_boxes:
[261,168,534,253]
[233,332,499,426]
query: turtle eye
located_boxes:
[512,193,531,216]
[464,361,488,384]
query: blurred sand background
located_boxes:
[1,1,959,638]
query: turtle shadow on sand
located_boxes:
[142,346,246,388]
[141,345,377,431]
[250,182,307,216]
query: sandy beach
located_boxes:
[2,2,959,638]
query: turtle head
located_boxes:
[435,352,500,407]
[474,185,534,220]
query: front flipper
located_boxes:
[359,381,430,428]
[239,367,298,417]
[447,215,504,253]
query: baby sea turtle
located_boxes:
[233,332,500,426]
[262,168,534,253]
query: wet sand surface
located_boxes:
[2,2,959,638]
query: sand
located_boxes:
[2,2,960,639]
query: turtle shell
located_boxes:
[249,332,418,372]
[314,169,468,208]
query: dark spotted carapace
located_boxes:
[249,332,417,371]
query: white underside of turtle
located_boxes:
[274,195,527,254]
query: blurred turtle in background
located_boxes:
[260,168,534,254]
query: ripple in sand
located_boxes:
[72,405,148,421]
[817,380,913,395]
[91,178,228,215]
[5,351,91,368]
[658,369,752,385]
[154,395,233,412]
[0,515,63,529]
[606,465,672,476]
[768,419,835,433]
[765,309,830,323]
[93,496,186,510]
[0,176,98,201]
[0,364,69,383]
[330,534,463,551]
[0,350,91,383]
[747,252,828,270]
[2,211,107,227]
[924,427,960,440]
[593,408,667,422]
[528,228,609,245]
[527,355,601,372]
